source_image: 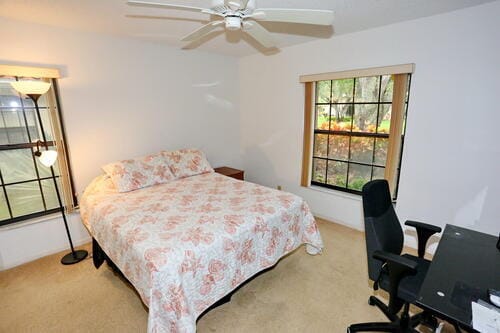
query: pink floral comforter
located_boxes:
[80,172,323,332]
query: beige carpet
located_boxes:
[0,220,450,332]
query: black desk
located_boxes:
[416,224,500,331]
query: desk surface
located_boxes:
[416,224,500,330]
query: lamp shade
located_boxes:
[39,150,58,167]
[10,80,51,95]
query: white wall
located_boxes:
[0,17,241,270]
[0,214,90,270]
[2,1,500,269]
[239,1,500,250]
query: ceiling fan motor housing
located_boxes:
[225,16,242,30]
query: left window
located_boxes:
[0,67,76,226]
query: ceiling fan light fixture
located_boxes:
[225,16,242,31]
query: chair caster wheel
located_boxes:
[368,296,376,306]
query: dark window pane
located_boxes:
[1,110,29,144]
[350,137,374,164]
[381,75,394,102]
[313,134,328,158]
[377,105,391,134]
[37,94,48,107]
[316,80,331,103]
[328,135,349,160]
[331,79,354,103]
[0,132,7,145]
[0,190,10,220]
[41,178,60,210]
[24,109,41,140]
[24,107,53,142]
[6,127,29,145]
[5,181,44,217]
[39,107,54,141]
[355,76,380,103]
[0,96,21,107]
[2,110,22,127]
[331,104,352,131]
[374,138,389,165]
[348,164,372,191]
[315,105,330,130]
[312,158,327,183]
[20,97,35,108]
[0,149,37,184]
[327,161,347,187]
[0,80,21,107]
[372,166,385,180]
[353,104,378,133]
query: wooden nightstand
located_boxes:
[214,167,244,180]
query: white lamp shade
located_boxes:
[10,80,51,95]
[39,150,58,167]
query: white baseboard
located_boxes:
[313,212,364,231]
[0,236,92,271]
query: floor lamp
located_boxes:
[11,80,88,265]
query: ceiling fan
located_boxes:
[127,0,334,48]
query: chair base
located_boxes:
[347,296,436,333]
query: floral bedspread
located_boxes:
[80,172,323,332]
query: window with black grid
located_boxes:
[0,77,64,225]
[311,75,410,196]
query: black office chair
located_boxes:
[348,179,442,333]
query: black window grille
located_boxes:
[311,75,411,196]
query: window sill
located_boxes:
[307,185,362,201]
[0,209,79,231]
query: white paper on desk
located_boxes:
[472,300,500,333]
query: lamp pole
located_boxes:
[27,92,88,265]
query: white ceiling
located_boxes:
[0,0,495,57]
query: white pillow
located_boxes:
[102,152,175,192]
[163,148,213,179]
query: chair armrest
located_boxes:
[405,220,442,258]
[405,220,442,233]
[373,250,418,314]
[373,250,418,273]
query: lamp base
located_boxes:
[61,250,88,265]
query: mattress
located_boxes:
[80,172,323,332]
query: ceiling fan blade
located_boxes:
[228,1,240,9]
[126,14,208,23]
[127,1,206,12]
[243,21,276,48]
[252,8,334,25]
[228,0,251,10]
[239,0,249,9]
[181,21,224,42]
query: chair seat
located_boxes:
[378,254,430,303]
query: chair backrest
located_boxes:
[362,179,404,281]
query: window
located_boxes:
[0,65,76,226]
[300,64,413,198]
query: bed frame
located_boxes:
[92,238,276,320]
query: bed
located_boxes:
[80,171,323,332]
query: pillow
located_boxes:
[102,152,175,192]
[163,148,213,179]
